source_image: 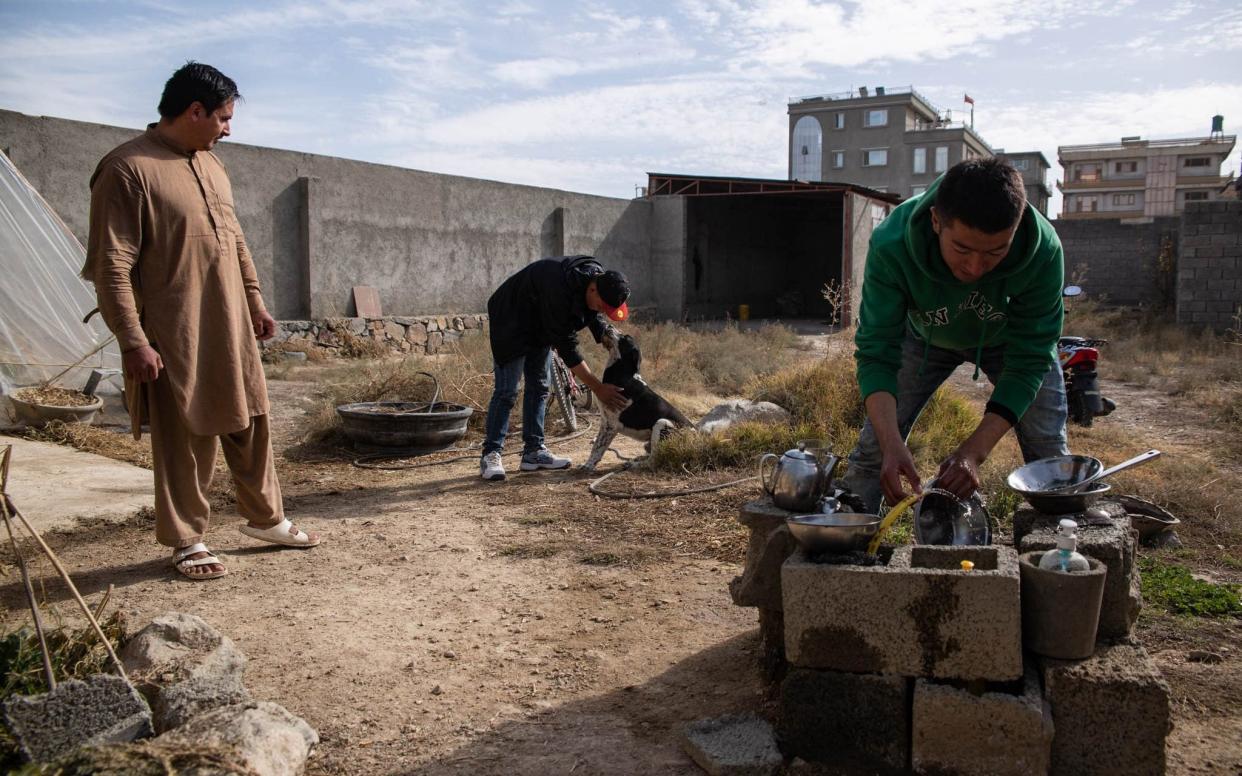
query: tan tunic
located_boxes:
[83,126,268,437]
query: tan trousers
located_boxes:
[147,374,283,549]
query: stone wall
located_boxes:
[1051,216,1180,308]
[266,314,487,357]
[1177,200,1242,330]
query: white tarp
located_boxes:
[0,150,119,393]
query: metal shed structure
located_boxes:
[645,173,898,324]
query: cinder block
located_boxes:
[681,713,783,776]
[1042,643,1171,776]
[731,500,797,610]
[2,674,152,762]
[782,545,1022,681]
[778,668,909,771]
[913,665,1052,776]
[1015,509,1140,641]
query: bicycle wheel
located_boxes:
[548,357,577,432]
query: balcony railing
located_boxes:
[792,85,942,114]
[1059,135,1236,154]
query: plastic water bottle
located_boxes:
[1038,518,1091,573]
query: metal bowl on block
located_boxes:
[787,513,881,555]
[1022,482,1111,515]
[1006,455,1101,494]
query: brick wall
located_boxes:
[1051,217,1180,308]
[1177,201,1242,330]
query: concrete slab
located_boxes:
[1041,642,1171,776]
[913,665,1052,776]
[1016,510,1140,640]
[2,674,152,762]
[778,667,910,772]
[680,713,783,776]
[783,545,1023,681]
[0,435,152,533]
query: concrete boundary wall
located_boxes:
[1051,217,1179,307]
[1177,200,1242,330]
[0,109,660,321]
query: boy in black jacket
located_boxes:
[481,256,630,481]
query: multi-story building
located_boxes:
[996,150,1052,216]
[787,86,993,199]
[1057,119,1236,220]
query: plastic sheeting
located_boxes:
[0,150,119,393]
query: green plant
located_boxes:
[1139,558,1242,618]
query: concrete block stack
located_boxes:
[727,497,1171,775]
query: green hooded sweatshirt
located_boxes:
[854,175,1064,424]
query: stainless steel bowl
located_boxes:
[1006,455,1101,494]
[1022,482,1111,515]
[787,513,881,554]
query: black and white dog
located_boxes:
[581,332,692,472]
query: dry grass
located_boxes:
[22,420,152,470]
[294,322,806,450]
[653,349,978,475]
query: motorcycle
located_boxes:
[1059,285,1116,427]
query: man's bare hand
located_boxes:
[251,310,278,341]
[123,345,163,383]
[593,382,630,412]
[935,449,984,499]
[880,443,922,507]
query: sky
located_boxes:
[1,0,1240,217]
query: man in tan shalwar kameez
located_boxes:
[83,62,320,580]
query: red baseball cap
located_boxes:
[596,270,630,321]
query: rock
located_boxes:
[680,713,783,775]
[155,676,252,733]
[157,701,318,776]
[697,400,791,434]
[1187,650,1223,664]
[119,612,248,732]
[406,322,428,344]
[281,351,308,362]
[347,317,367,335]
[383,321,405,341]
[426,331,444,354]
[462,316,479,329]
[2,674,152,763]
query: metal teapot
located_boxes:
[759,440,840,512]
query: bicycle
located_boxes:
[548,351,593,433]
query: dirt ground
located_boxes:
[2,338,1240,775]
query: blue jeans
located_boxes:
[840,331,1069,513]
[482,348,551,457]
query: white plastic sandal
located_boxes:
[238,518,321,548]
[173,542,228,580]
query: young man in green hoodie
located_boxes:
[839,158,1069,512]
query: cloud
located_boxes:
[680,0,1136,71]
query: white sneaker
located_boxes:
[480,451,506,481]
[519,448,572,471]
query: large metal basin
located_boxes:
[336,401,472,452]
[787,513,881,554]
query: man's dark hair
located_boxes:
[596,270,630,308]
[934,158,1027,233]
[158,62,241,119]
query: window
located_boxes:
[1184,191,1210,201]
[791,116,822,180]
[1074,196,1098,213]
[831,150,845,169]
[1074,163,1101,182]
[863,109,888,127]
[1182,157,1211,168]
[1011,159,1030,171]
[934,146,948,173]
[1114,161,1138,174]
[862,148,888,167]
[1113,193,1136,207]
[911,185,927,196]
[834,112,845,130]
[913,148,927,174]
